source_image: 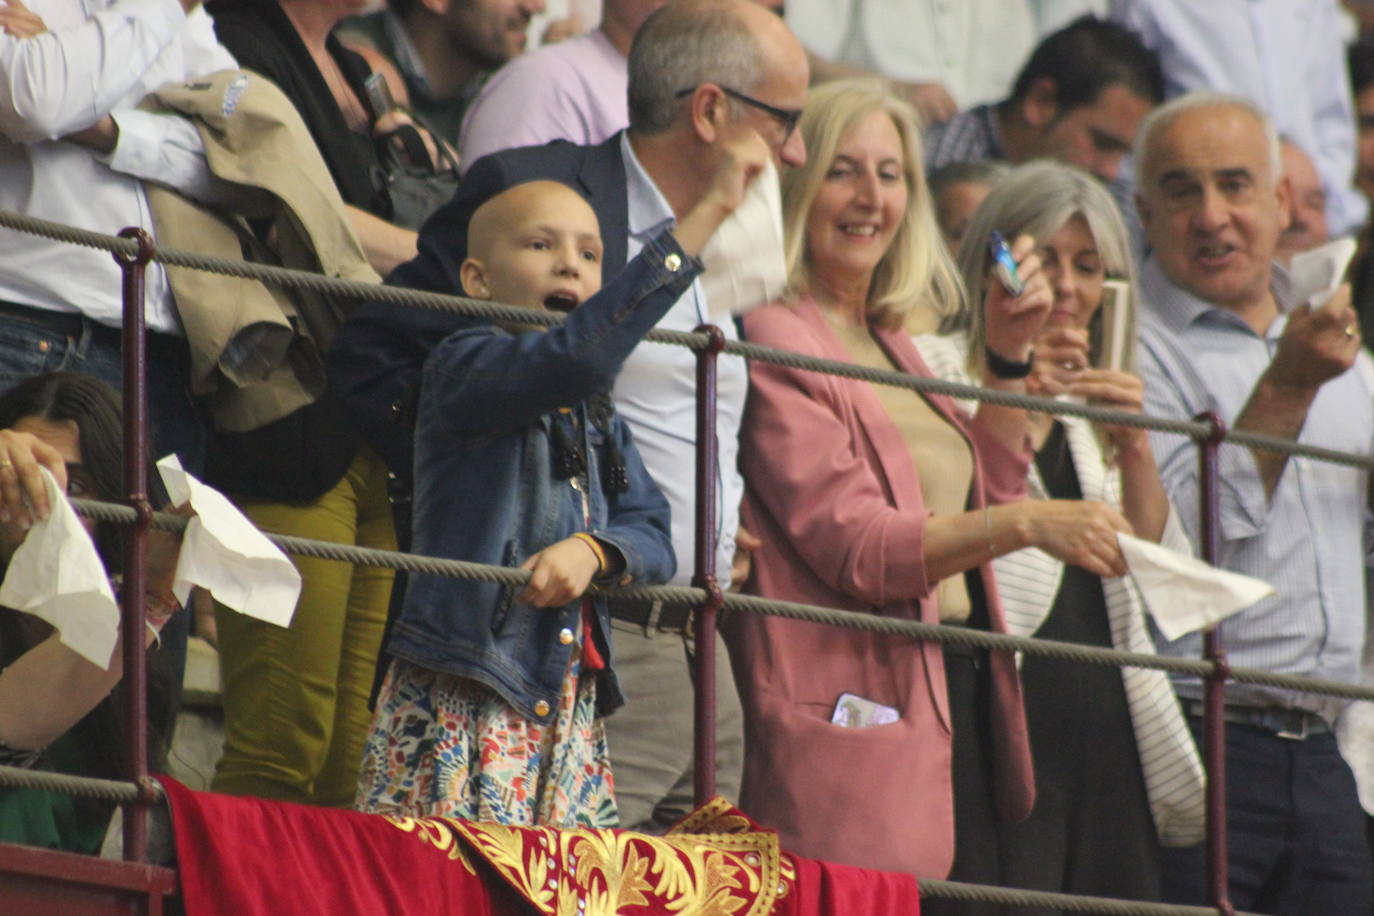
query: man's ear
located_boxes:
[1021,77,1060,130]
[685,83,730,144]
[460,258,491,299]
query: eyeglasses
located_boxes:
[674,85,803,141]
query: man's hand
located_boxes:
[1266,284,1361,394]
[518,537,602,608]
[0,0,46,37]
[62,115,118,154]
[729,525,762,592]
[1237,284,1360,499]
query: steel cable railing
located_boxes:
[0,208,1369,915]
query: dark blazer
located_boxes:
[327,134,630,476]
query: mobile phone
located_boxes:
[363,72,397,119]
[831,692,900,728]
[1098,279,1132,373]
[988,231,1024,297]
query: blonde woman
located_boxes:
[918,160,1205,906]
[728,80,1133,892]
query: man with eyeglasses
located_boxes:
[330,0,808,833]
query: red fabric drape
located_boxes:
[161,777,918,915]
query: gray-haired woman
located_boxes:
[918,159,1206,909]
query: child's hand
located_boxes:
[518,537,602,607]
[675,129,770,256]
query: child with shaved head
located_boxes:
[357,139,768,827]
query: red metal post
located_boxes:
[114,227,157,865]
[692,324,726,805]
[1195,411,1235,916]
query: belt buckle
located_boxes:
[1276,709,1314,741]
[642,599,662,637]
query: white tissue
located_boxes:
[0,467,118,668]
[157,455,300,627]
[698,159,787,317]
[1288,237,1358,308]
[1119,533,1274,641]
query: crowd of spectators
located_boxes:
[3,1,1374,913]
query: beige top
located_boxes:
[828,317,975,621]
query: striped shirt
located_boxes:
[922,104,1004,174]
[1137,257,1374,721]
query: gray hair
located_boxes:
[626,0,763,134]
[950,159,1138,373]
[1132,91,1281,189]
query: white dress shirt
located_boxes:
[1111,0,1368,237]
[0,0,237,333]
[785,0,1036,110]
[615,134,745,590]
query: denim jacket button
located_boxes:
[558,627,574,645]
[664,253,682,272]
[534,700,551,717]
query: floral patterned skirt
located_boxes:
[354,648,617,828]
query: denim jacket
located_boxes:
[390,232,693,722]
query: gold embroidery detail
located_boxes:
[387,799,784,915]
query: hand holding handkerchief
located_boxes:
[699,159,787,317]
[1119,533,1274,640]
[157,455,300,628]
[0,466,119,667]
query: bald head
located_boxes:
[461,181,604,313]
[628,0,804,132]
[1277,138,1329,263]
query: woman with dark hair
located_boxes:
[0,372,184,852]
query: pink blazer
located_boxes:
[726,298,1035,878]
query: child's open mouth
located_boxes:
[544,292,580,312]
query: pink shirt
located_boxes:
[457,28,628,174]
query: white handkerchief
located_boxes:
[699,159,787,317]
[1119,533,1274,641]
[1288,237,1357,307]
[0,467,118,668]
[157,455,300,627]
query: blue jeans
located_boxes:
[1161,717,1373,914]
[0,310,203,469]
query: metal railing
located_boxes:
[2,208,1371,914]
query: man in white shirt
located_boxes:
[0,0,236,465]
[786,0,1035,124]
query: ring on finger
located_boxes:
[0,459,13,472]
[1346,323,1359,339]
